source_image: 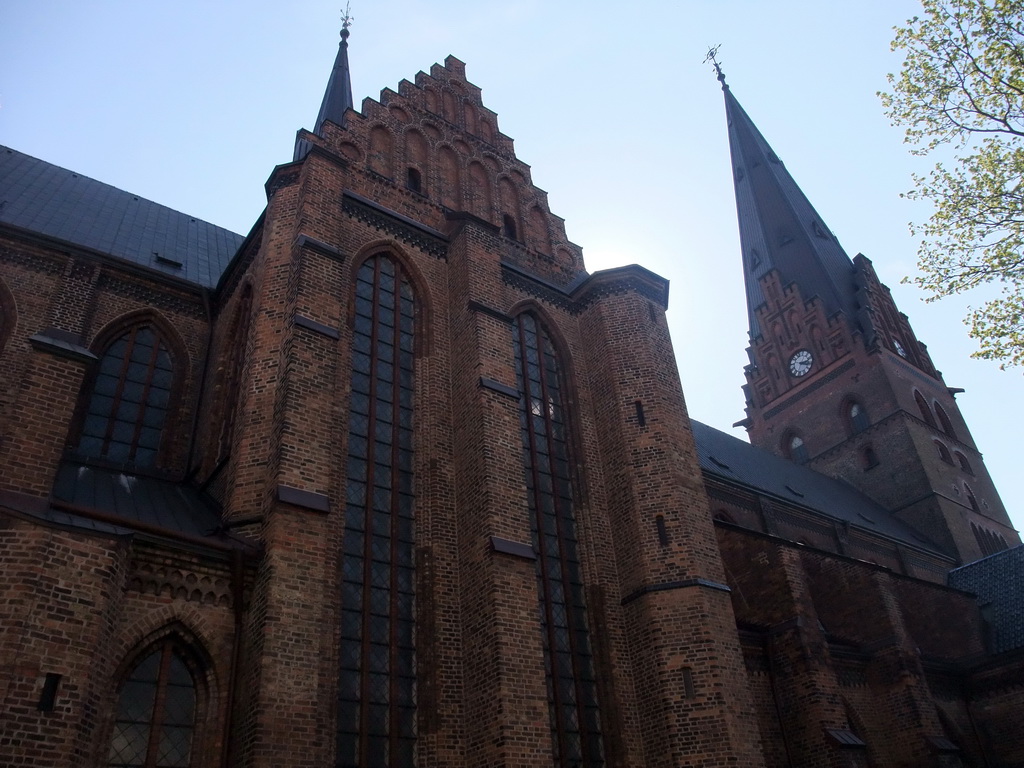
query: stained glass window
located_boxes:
[107,640,196,768]
[512,313,604,767]
[79,324,175,467]
[338,255,417,768]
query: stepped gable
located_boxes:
[295,55,586,286]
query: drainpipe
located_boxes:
[221,549,245,766]
[766,631,796,768]
[186,288,215,477]
[963,677,991,768]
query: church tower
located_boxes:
[719,72,1018,564]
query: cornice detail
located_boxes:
[342,191,448,259]
[500,261,669,315]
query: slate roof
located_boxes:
[691,419,942,554]
[0,146,244,288]
[949,545,1024,653]
[52,461,224,541]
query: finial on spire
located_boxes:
[295,4,356,159]
[341,3,353,40]
[704,44,728,89]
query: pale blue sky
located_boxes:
[3,0,1021,533]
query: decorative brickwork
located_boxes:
[0,45,1021,768]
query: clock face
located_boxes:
[893,338,907,358]
[789,349,813,377]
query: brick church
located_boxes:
[1,22,1022,768]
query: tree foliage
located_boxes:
[881,0,1024,367]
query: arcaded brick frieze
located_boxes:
[0,507,248,768]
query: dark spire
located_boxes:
[723,85,859,339]
[314,9,354,135]
[294,8,355,161]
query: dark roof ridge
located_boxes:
[691,419,944,554]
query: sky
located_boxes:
[2,0,1022,534]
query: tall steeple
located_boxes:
[723,82,859,340]
[717,65,1016,564]
[294,10,355,161]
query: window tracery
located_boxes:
[337,254,417,767]
[107,638,198,768]
[77,321,178,468]
[512,312,604,767]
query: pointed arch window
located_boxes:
[935,441,954,465]
[107,638,198,768]
[502,213,519,240]
[846,400,870,436]
[914,391,936,428]
[954,451,973,475]
[784,432,809,465]
[512,312,605,767]
[78,322,177,468]
[972,523,1008,557]
[964,483,980,512]
[337,254,417,767]
[935,403,957,439]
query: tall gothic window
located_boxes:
[107,638,197,768]
[512,313,605,767]
[338,255,417,768]
[78,322,176,468]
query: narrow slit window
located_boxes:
[502,214,518,240]
[634,401,646,427]
[847,401,869,435]
[406,167,422,193]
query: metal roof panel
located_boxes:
[0,146,244,288]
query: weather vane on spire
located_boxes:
[703,44,728,87]
[341,3,354,37]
